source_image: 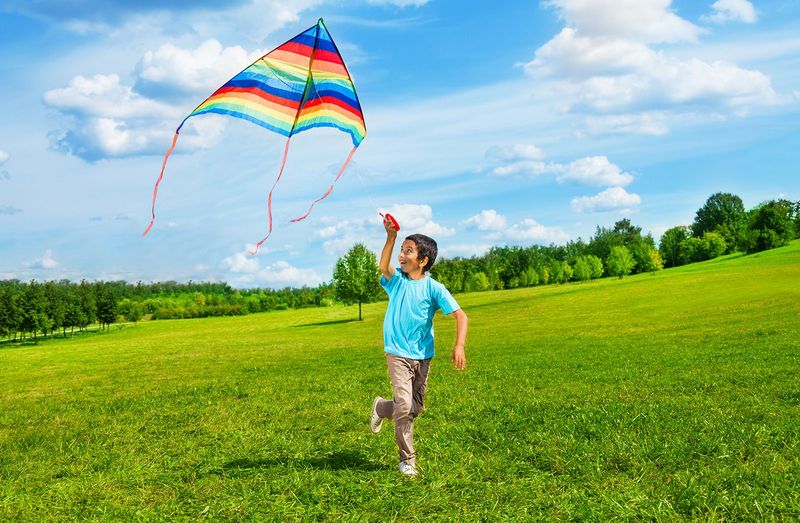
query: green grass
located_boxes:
[2,242,799,521]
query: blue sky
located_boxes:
[1,0,798,287]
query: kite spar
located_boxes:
[143,18,366,254]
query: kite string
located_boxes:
[142,129,181,236]
[249,136,293,255]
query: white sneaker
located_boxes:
[370,396,383,434]
[398,462,418,476]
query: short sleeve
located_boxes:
[433,282,460,315]
[380,268,402,295]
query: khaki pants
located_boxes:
[376,353,432,466]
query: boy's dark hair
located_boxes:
[406,234,438,272]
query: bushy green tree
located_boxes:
[20,282,52,342]
[465,271,490,292]
[659,226,690,268]
[520,267,539,287]
[743,200,795,253]
[332,243,382,320]
[606,246,636,279]
[572,258,592,281]
[586,255,604,279]
[702,231,727,259]
[561,261,573,282]
[692,192,745,252]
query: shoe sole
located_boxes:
[370,397,383,434]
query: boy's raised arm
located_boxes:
[380,216,397,280]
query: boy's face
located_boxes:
[398,239,428,273]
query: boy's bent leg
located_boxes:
[385,354,417,465]
[375,397,394,419]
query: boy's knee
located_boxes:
[393,399,413,420]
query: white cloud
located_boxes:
[25,250,59,270]
[524,0,780,128]
[544,0,702,44]
[43,74,176,120]
[222,247,260,273]
[485,147,635,187]
[440,243,493,258]
[7,0,322,43]
[505,219,570,243]
[584,112,669,135]
[382,204,455,238]
[484,144,552,177]
[703,0,757,24]
[43,73,228,160]
[135,40,265,96]
[487,144,544,161]
[571,187,641,213]
[462,209,508,231]
[221,246,323,288]
[555,156,634,187]
[0,149,8,165]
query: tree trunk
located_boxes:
[358,301,362,321]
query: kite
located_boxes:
[143,18,366,253]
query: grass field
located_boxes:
[1,242,799,521]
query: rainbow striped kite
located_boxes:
[143,18,366,253]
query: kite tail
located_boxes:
[249,136,293,255]
[142,129,181,236]
[290,145,358,224]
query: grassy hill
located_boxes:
[1,241,799,521]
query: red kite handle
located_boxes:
[380,212,400,232]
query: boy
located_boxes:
[370,215,468,477]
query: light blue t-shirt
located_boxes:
[380,268,460,360]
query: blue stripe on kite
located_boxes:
[222,79,305,102]
[290,32,338,54]
[190,107,292,137]
[292,120,363,147]
[308,84,360,109]
[232,71,306,94]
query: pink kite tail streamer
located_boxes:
[142,130,181,236]
[250,136,293,255]
[290,145,358,224]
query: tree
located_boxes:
[76,281,96,331]
[702,231,727,259]
[465,271,490,292]
[19,281,52,342]
[95,285,117,330]
[743,200,794,253]
[332,243,382,320]
[521,267,539,287]
[606,246,636,279]
[679,236,705,264]
[0,284,21,341]
[692,192,745,253]
[586,255,604,279]
[572,257,592,281]
[659,226,690,268]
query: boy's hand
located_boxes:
[452,344,466,370]
[383,215,398,237]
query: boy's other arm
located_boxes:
[380,216,397,280]
[449,308,468,370]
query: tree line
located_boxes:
[0,280,335,343]
[431,194,799,293]
[3,193,798,340]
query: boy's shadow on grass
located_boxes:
[292,319,360,328]
[221,450,383,472]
